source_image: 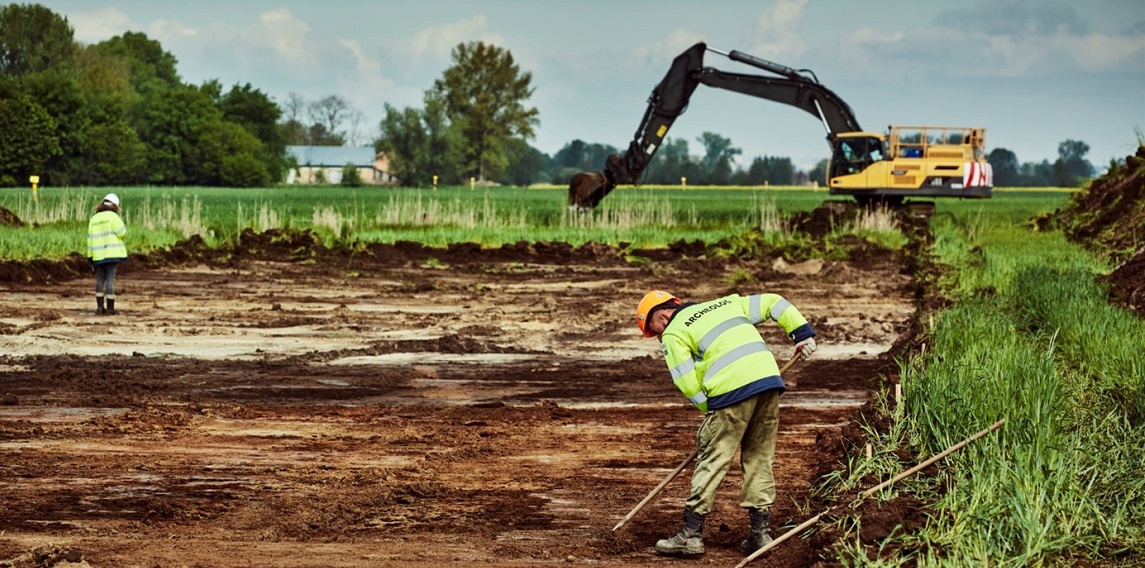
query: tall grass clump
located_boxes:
[833,204,908,250]
[839,197,1144,565]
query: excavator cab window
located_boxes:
[831,137,883,177]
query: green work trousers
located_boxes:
[685,389,781,515]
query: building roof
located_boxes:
[286,146,377,167]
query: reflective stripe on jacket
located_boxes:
[660,293,814,413]
[87,210,127,264]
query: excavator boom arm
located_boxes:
[569,42,861,208]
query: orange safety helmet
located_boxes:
[635,290,681,338]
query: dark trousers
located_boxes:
[94,262,120,299]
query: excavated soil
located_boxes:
[1054,144,1145,316]
[0,223,920,567]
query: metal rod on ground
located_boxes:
[612,355,802,532]
[734,418,1006,568]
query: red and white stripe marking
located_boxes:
[963,162,994,187]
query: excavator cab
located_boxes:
[829,135,886,178]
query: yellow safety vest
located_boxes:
[660,293,813,413]
[87,210,127,263]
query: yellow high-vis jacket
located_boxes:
[660,293,814,413]
[87,210,127,264]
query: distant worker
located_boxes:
[634,290,817,557]
[87,193,127,315]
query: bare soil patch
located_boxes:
[1,221,918,567]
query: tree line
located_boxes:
[0,3,1102,190]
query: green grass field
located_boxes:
[0,185,1069,261]
[828,193,1143,566]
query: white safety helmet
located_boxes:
[103,193,120,207]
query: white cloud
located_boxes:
[400,15,506,64]
[148,19,198,41]
[643,28,707,63]
[834,17,1144,79]
[336,38,395,108]
[244,9,316,69]
[67,7,133,44]
[742,0,809,59]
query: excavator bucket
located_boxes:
[568,171,609,210]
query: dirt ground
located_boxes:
[0,228,917,567]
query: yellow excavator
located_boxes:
[569,42,993,209]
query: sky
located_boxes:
[35,0,1145,172]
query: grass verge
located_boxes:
[827,198,1144,566]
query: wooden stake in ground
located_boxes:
[734,418,1006,568]
[612,355,802,532]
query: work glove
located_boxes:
[795,337,817,360]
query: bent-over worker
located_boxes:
[87,193,127,315]
[634,289,817,557]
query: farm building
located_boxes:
[285,146,397,185]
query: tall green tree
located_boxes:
[0,3,77,76]
[745,157,769,185]
[0,93,60,186]
[136,80,271,187]
[421,92,464,184]
[90,32,180,104]
[551,140,618,173]
[378,104,427,185]
[79,119,147,185]
[376,92,464,187]
[645,137,699,184]
[808,158,829,187]
[502,138,550,186]
[213,81,287,181]
[16,70,93,185]
[1020,160,1054,186]
[761,156,795,185]
[1053,139,1093,187]
[432,41,539,182]
[695,131,740,185]
[987,147,1020,187]
[137,85,210,183]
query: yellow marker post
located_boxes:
[29,175,39,202]
[433,175,438,191]
[470,177,475,191]
[680,177,686,189]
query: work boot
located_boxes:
[654,509,705,557]
[106,299,117,315]
[96,297,105,315]
[739,508,773,555]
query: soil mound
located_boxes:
[0,206,23,228]
[1058,145,1145,260]
[1108,247,1145,317]
[1053,144,1145,316]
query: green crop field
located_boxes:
[0,185,845,260]
[0,185,1070,262]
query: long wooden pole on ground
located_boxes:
[734,418,1006,568]
[612,355,802,532]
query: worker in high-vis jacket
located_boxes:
[87,193,127,315]
[634,290,817,557]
